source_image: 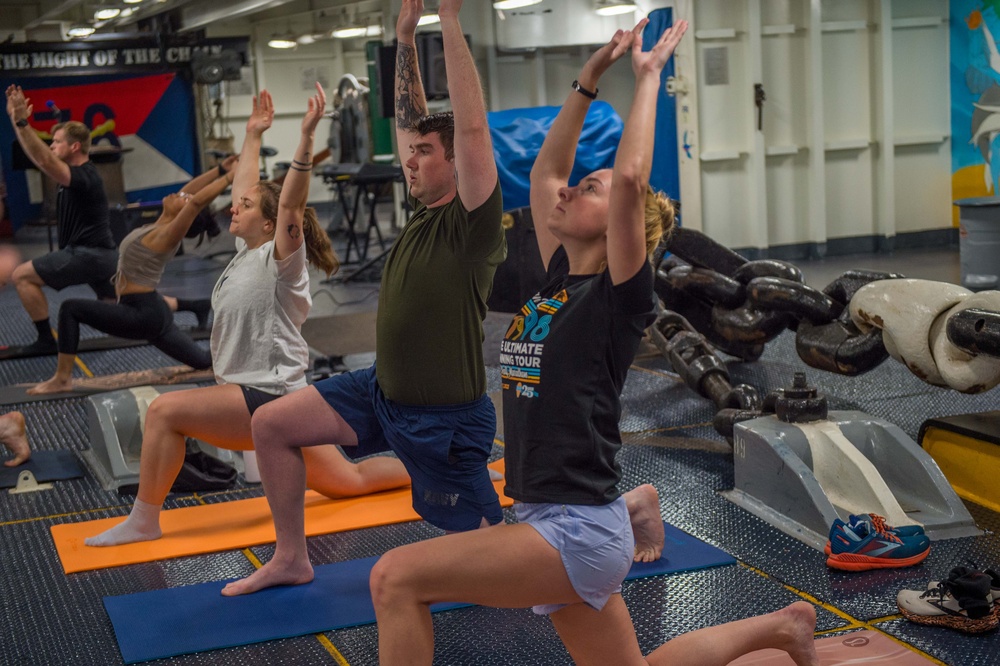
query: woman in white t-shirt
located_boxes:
[86,84,410,547]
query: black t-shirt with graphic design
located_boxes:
[57,162,115,250]
[501,247,657,505]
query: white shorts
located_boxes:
[516,497,633,615]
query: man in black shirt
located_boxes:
[6,85,118,354]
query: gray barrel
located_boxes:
[956,196,1000,290]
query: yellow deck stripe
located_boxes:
[74,356,94,377]
[316,635,351,665]
[231,512,351,665]
[0,489,263,528]
[241,547,263,569]
[50,327,95,378]
[0,505,123,527]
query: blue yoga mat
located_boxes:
[105,522,734,664]
[0,450,84,488]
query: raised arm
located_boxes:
[179,154,236,197]
[529,25,639,270]
[274,82,326,261]
[606,19,687,285]
[6,85,71,186]
[438,0,496,210]
[232,91,273,204]
[394,0,428,169]
[142,158,237,254]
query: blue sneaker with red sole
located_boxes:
[824,513,924,555]
[827,515,930,571]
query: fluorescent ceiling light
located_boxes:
[595,2,637,16]
[418,14,441,26]
[331,26,367,38]
[123,0,143,4]
[493,0,543,10]
[67,25,96,37]
[94,7,121,20]
[267,37,297,48]
[296,34,318,45]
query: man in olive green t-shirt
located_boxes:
[221,0,505,596]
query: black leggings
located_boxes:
[57,291,212,369]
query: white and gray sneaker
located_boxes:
[898,572,998,634]
[926,567,1000,610]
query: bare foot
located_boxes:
[775,602,819,666]
[221,557,314,596]
[0,411,29,467]
[624,483,664,562]
[26,376,73,395]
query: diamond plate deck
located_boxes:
[3,318,1000,665]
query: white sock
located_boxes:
[85,498,163,547]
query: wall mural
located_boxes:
[952,0,1000,212]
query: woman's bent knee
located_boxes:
[144,392,190,432]
[250,401,286,446]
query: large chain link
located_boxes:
[654,227,1000,396]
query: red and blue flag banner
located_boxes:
[1,72,197,229]
[0,36,248,230]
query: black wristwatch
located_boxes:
[15,118,29,128]
[571,80,598,100]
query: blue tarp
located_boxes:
[488,101,624,211]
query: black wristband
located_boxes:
[217,163,228,177]
[572,80,598,100]
[15,118,29,128]
[292,158,311,167]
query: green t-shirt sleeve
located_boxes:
[453,180,505,262]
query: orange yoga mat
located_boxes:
[52,461,510,574]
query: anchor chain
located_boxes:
[654,228,1000,393]
[655,246,901,375]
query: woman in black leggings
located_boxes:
[28,159,236,395]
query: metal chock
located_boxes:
[723,397,980,551]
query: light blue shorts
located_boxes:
[516,497,633,615]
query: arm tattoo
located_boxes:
[287,224,301,240]
[395,43,425,130]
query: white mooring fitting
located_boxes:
[83,384,244,491]
[9,469,54,495]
